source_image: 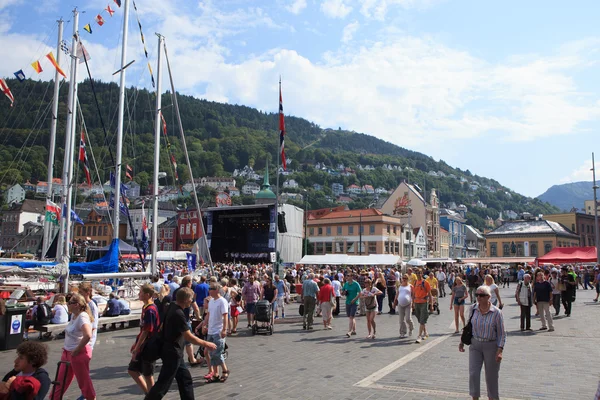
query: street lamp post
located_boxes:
[592,153,599,263]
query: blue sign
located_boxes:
[12,319,20,332]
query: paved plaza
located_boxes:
[2,286,598,399]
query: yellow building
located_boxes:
[543,212,598,247]
[440,228,450,258]
[485,219,579,258]
[584,200,600,216]
[307,208,405,256]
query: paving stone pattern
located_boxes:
[1,287,598,399]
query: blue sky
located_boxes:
[1,0,599,199]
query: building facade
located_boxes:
[73,208,127,247]
[157,216,178,251]
[0,199,45,254]
[440,207,467,258]
[307,208,405,256]
[584,200,600,216]
[543,212,598,247]
[440,228,450,258]
[485,219,580,258]
[4,184,25,205]
[177,209,201,251]
[465,224,485,257]
[126,202,177,243]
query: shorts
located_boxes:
[596,283,600,294]
[128,356,155,377]
[346,303,357,317]
[413,303,429,325]
[453,298,465,306]
[207,333,226,366]
[246,302,256,314]
[230,304,240,317]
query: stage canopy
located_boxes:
[457,257,535,264]
[536,246,597,264]
[298,254,401,265]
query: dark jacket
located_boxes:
[3,368,51,400]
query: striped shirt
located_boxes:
[471,305,506,349]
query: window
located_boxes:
[395,242,400,254]
[186,223,191,234]
[393,226,397,234]
[102,241,107,246]
[516,243,523,256]
[368,241,376,253]
[180,225,184,235]
[334,242,343,253]
[360,225,364,234]
[385,242,390,253]
[325,242,332,253]
[92,226,97,236]
[337,226,342,235]
[326,227,331,236]
[318,227,323,235]
[387,225,390,234]
[104,226,108,236]
[544,242,552,254]
[530,243,538,257]
[309,228,314,236]
[490,243,497,256]
[502,243,510,257]
[316,242,324,253]
[587,225,590,233]
[346,241,355,253]
[405,231,410,240]
[369,225,375,234]
[581,224,584,233]
[192,224,197,235]
[572,224,575,232]
[348,226,354,234]
[135,229,139,238]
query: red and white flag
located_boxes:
[105,5,115,16]
[0,79,15,107]
[79,130,92,186]
[95,14,105,26]
[279,80,286,170]
[126,164,133,181]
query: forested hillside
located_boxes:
[0,78,560,231]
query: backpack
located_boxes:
[36,303,52,324]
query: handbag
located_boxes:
[141,304,170,362]
[461,305,477,346]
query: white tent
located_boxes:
[298,254,401,266]
[407,258,427,266]
[146,251,189,261]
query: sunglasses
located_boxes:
[475,293,488,297]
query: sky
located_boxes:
[1,0,599,198]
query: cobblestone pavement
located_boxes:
[2,287,598,399]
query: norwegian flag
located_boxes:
[79,130,92,185]
[279,80,286,170]
[0,79,14,107]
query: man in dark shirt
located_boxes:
[173,276,202,366]
[103,293,121,317]
[533,272,554,331]
[466,270,479,303]
[560,267,576,317]
[145,287,216,400]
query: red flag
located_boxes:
[105,5,115,16]
[279,80,286,170]
[95,14,105,26]
[79,130,92,185]
[126,164,133,181]
[0,79,14,107]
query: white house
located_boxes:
[347,184,361,195]
[242,182,260,195]
[227,187,240,197]
[362,184,374,194]
[4,184,25,205]
[313,183,322,191]
[332,183,344,196]
[413,227,427,259]
[283,179,298,189]
[281,192,303,202]
[126,203,177,242]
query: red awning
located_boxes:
[535,246,597,264]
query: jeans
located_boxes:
[145,354,193,400]
[303,297,316,328]
[51,346,95,400]
[387,287,396,314]
[376,293,385,313]
[552,293,561,314]
[520,305,531,329]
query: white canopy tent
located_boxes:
[145,251,189,262]
[407,258,427,266]
[298,254,401,266]
[423,258,456,264]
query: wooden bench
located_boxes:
[37,312,141,337]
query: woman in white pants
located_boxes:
[393,274,414,339]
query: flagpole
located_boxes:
[60,9,79,293]
[112,0,130,244]
[151,33,164,276]
[42,18,64,260]
[274,78,282,275]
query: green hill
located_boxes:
[0,78,560,231]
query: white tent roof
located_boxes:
[423,258,457,264]
[298,254,401,266]
[146,251,189,261]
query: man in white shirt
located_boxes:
[203,283,230,383]
[436,269,447,297]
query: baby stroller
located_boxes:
[252,299,273,335]
[430,288,440,315]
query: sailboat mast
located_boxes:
[151,34,163,276]
[59,9,79,292]
[42,18,64,260]
[112,0,130,241]
[274,78,281,274]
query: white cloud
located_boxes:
[561,159,600,184]
[359,0,442,20]
[320,0,353,18]
[286,0,307,14]
[0,0,22,10]
[341,20,359,43]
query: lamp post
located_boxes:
[592,153,599,263]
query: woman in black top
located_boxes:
[262,277,278,324]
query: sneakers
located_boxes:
[351,331,357,335]
[366,334,372,339]
[399,334,407,339]
[327,325,333,330]
[415,337,422,344]
[346,332,351,338]
[539,327,548,331]
[282,313,286,318]
[423,333,429,340]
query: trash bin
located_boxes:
[0,306,28,350]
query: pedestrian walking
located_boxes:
[359,279,382,339]
[393,274,414,339]
[459,285,506,400]
[437,269,447,297]
[412,269,432,344]
[484,275,503,308]
[386,268,397,314]
[331,275,342,316]
[374,271,386,315]
[202,283,230,383]
[343,274,361,338]
[560,267,576,316]
[515,274,533,331]
[450,276,468,333]
[51,293,96,400]
[548,269,562,315]
[533,272,554,332]
[241,275,261,328]
[317,278,334,330]
[145,288,216,400]
[301,273,319,330]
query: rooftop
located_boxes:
[485,220,579,238]
[316,208,383,220]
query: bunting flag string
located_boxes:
[160,112,181,191]
[83,24,92,34]
[31,61,43,74]
[14,70,26,82]
[0,79,15,107]
[132,0,155,87]
[60,39,71,55]
[95,14,105,26]
[105,5,115,17]
[126,164,133,181]
[46,52,67,78]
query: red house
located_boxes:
[177,208,201,251]
[157,216,178,251]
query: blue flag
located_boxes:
[14,70,26,82]
[62,205,84,225]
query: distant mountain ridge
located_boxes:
[537,181,594,212]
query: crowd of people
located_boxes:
[0,261,597,400]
